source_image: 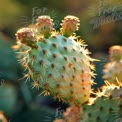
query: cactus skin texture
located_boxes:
[80,81,122,122]
[15,15,95,105]
[103,45,122,84]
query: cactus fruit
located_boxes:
[103,45,122,84]
[15,15,95,105]
[60,15,80,37]
[80,81,122,122]
[36,16,54,38]
[15,28,36,48]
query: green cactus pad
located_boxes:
[15,15,95,105]
[81,82,122,122]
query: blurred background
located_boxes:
[0,0,122,121]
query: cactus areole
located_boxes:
[15,15,95,105]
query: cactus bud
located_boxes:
[15,28,36,48]
[60,15,80,37]
[109,45,122,61]
[36,16,54,38]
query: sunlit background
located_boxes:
[0,0,122,121]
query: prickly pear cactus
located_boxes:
[103,45,122,84]
[14,15,95,105]
[80,81,122,122]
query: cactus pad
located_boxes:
[15,15,95,105]
[80,81,122,122]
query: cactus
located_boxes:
[54,45,122,122]
[15,15,95,105]
[54,81,122,122]
[103,45,122,84]
[80,81,122,122]
[14,15,122,122]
